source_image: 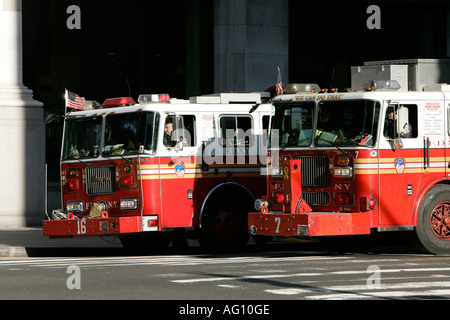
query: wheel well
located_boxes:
[199,183,255,228]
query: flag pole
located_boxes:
[64,89,68,115]
[276,66,284,95]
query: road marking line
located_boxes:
[267,281,450,299]
[307,289,450,300]
[172,267,450,284]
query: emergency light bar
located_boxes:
[80,100,102,110]
[138,94,171,104]
[363,80,401,92]
[102,97,137,108]
[284,83,321,94]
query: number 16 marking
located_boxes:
[77,219,86,235]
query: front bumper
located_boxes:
[248,211,371,237]
[43,216,143,239]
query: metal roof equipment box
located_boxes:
[364,59,450,91]
[351,64,408,92]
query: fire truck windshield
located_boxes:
[61,112,159,160]
[316,100,380,147]
[269,102,315,148]
[103,112,159,156]
[270,99,380,148]
[62,117,103,160]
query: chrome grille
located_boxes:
[296,156,330,187]
[86,165,116,195]
[303,191,330,206]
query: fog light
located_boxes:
[120,198,138,211]
[334,192,355,206]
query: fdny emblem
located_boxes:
[176,164,186,179]
[395,158,405,174]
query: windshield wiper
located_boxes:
[332,142,350,155]
[62,155,89,166]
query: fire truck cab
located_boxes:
[43,92,271,252]
[249,59,450,255]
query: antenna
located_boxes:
[330,68,336,89]
[126,78,131,97]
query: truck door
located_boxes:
[159,114,198,228]
[378,101,429,228]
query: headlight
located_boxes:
[254,199,264,211]
[120,198,139,211]
[333,167,353,178]
[66,201,84,212]
[270,167,283,177]
[254,199,271,211]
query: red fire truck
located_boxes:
[43,92,271,252]
[248,59,450,255]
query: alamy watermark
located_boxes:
[366,265,381,289]
[66,5,380,31]
[367,5,381,30]
[67,5,81,30]
[169,128,281,174]
[66,265,81,290]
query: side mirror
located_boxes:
[45,114,57,124]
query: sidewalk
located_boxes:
[0,227,123,257]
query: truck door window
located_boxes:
[163,115,196,147]
[180,115,196,147]
[219,115,253,146]
[163,116,177,147]
[383,104,417,139]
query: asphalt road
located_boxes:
[1,238,450,305]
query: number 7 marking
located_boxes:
[274,217,281,233]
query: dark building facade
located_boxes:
[21,0,450,196]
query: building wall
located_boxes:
[214,0,289,93]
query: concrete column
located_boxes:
[0,0,45,227]
[214,0,289,93]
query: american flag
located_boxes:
[66,90,86,110]
[276,66,283,95]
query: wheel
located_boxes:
[199,194,250,252]
[119,232,171,254]
[415,185,450,255]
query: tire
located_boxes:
[199,194,250,252]
[415,185,450,255]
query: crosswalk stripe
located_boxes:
[0,255,350,269]
[307,289,450,300]
[171,267,450,284]
[266,281,450,299]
